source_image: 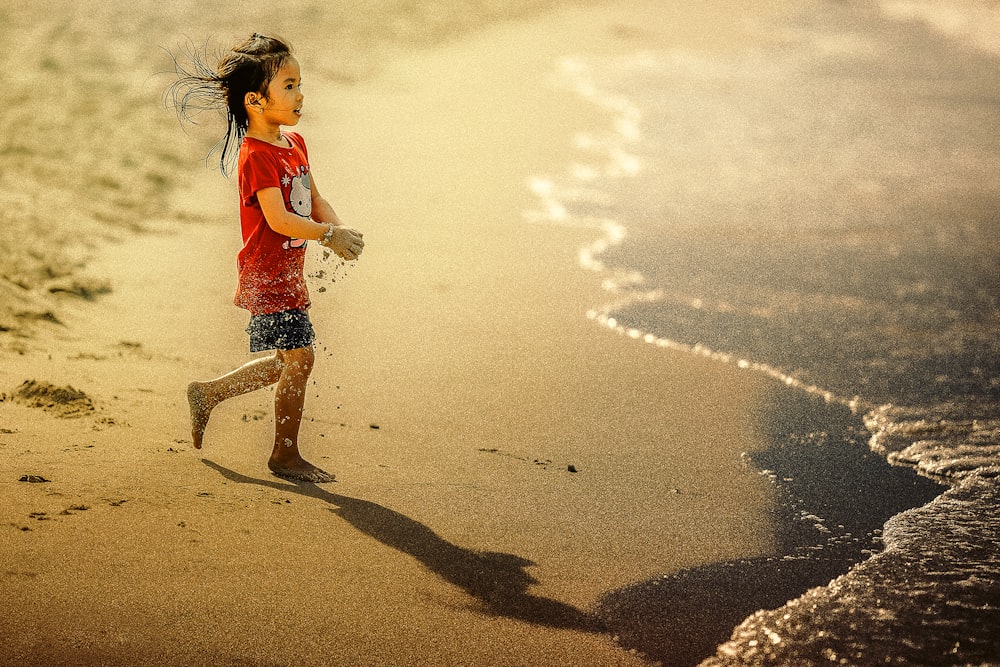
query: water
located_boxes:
[526,2,1000,665]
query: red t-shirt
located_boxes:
[234,132,312,316]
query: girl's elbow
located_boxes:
[264,216,298,238]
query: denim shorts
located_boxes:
[246,308,316,353]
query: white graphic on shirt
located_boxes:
[289,172,311,217]
[282,167,311,250]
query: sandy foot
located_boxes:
[268,458,337,484]
[187,382,212,449]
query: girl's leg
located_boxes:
[267,346,335,483]
[187,354,284,449]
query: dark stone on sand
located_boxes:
[18,475,50,483]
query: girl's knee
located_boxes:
[278,346,315,374]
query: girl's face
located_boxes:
[260,57,304,127]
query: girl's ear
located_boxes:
[244,91,262,110]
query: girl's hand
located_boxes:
[320,225,365,261]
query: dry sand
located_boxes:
[2,2,803,664]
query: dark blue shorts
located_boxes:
[246,308,316,353]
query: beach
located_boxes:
[1,1,789,664]
[4,0,998,665]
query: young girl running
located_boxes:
[169,33,364,483]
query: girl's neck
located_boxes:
[246,125,287,147]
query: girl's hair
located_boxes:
[167,33,293,176]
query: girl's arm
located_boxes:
[307,173,345,227]
[257,181,364,260]
[257,187,329,240]
[307,174,364,261]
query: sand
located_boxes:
[2,2,803,664]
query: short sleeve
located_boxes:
[239,148,283,208]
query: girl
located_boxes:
[169,33,364,483]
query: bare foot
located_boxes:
[268,456,336,483]
[187,382,213,449]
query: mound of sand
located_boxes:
[3,380,95,418]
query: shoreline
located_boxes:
[0,2,883,665]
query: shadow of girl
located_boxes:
[201,459,596,632]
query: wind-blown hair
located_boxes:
[166,33,293,176]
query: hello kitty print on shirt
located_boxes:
[282,165,311,250]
